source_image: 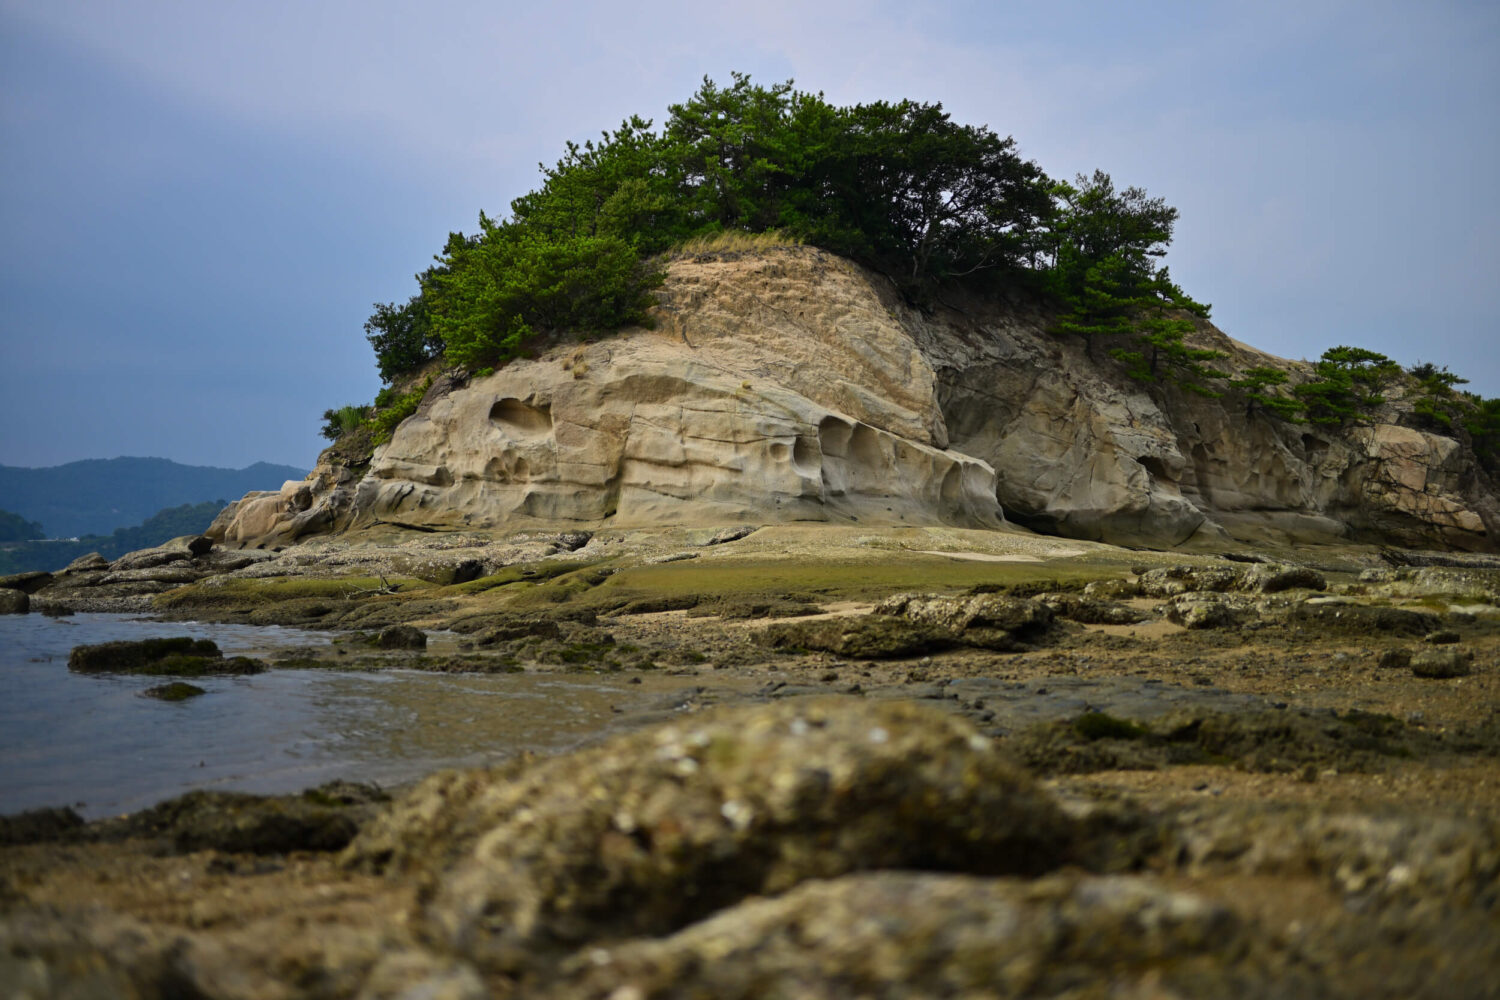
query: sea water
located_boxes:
[0,613,692,819]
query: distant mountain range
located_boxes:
[0,457,307,538]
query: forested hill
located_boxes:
[0,458,306,538]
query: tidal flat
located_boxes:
[3,524,1498,998]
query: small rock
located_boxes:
[142,681,207,701]
[1423,630,1461,645]
[1376,649,1412,669]
[553,531,593,551]
[706,525,758,545]
[378,625,428,649]
[1410,648,1474,679]
[64,552,110,572]
[0,588,29,614]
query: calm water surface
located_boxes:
[0,613,695,819]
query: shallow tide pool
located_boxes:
[0,613,698,819]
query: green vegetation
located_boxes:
[344,73,1066,394]
[320,405,372,441]
[1293,346,1402,426]
[368,378,433,445]
[0,501,226,575]
[0,508,45,543]
[1047,171,1223,393]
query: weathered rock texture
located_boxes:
[213,246,1496,550]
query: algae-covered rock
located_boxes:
[1290,603,1440,636]
[758,615,955,658]
[348,698,1074,972]
[377,624,427,649]
[68,637,220,672]
[0,571,52,593]
[542,872,1258,1000]
[119,785,385,854]
[68,637,266,676]
[1411,647,1474,678]
[141,681,206,701]
[0,806,85,846]
[0,588,29,614]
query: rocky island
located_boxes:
[3,77,1497,998]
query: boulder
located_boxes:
[346,698,1074,972]
[377,625,427,650]
[0,588,29,614]
[1165,592,1257,629]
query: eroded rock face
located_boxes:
[211,246,1495,550]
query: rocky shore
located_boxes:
[2,522,1498,997]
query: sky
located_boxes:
[2,0,1496,471]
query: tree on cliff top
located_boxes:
[356,75,1176,383]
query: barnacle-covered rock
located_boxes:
[346,698,1073,972]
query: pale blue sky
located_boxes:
[2,0,1496,469]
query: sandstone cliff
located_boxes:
[213,246,1496,552]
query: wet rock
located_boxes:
[758,616,955,658]
[1165,801,1500,907]
[1165,592,1257,629]
[349,699,1073,972]
[544,872,1254,1000]
[121,786,380,854]
[68,637,266,676]
[141,681,206,701]
[1036,592,1150,625]
[1410,648,1474,678]
[476,618,563,644]
[0,570,52,593]
[1291,603,1440,636]
[377,625,427,649]
[1377,649,1413,669]
[69,637,221,672]
[1006,707,1425,777]
[0,588,29,614]
[1239,563,1327,593]
[0,806,85,845]
[1137,565,1241,597]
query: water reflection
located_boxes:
[0,614,708,819]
